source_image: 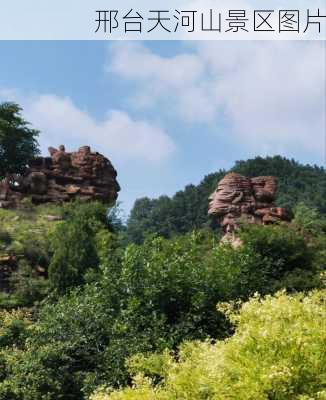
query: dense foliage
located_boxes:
[0,204,60,308]
[0,102,40,179]
[0,124,325,400]
[126,156,326,243]
[0,202,324,399]
[92,289,326,400]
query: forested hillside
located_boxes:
[126,156,326,243]
[1,201,325,399]
[1,103,325,400]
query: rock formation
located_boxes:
[208,173,292,236]
[0,145,120,208]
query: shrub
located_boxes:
[210,223,319,298]
[0,309,32,349]
[9,261,48,307]
[293,203,326,236]
[116,231,229,342]
[92,289,326,400]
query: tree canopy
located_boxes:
[0,102,40,179]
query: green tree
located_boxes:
[48,202,110,294]
[0,102,40,179]
[126,198,156,244]
[293,202,326,235]
[235,223,317,295]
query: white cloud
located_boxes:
[108,41,325,158]
[109,42,204,88]
[198,41,325,152]
[0,91,175,163]
[108,42,213,122]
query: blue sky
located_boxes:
[0,41,325,215]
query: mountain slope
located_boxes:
[126,156,326,243]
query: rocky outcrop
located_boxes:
[0,145,120,208]
[208,173,292,235]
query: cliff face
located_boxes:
[208,173,292,235]
[0,145,120,208]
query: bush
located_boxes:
[92,289,326,400]
[0,206,57,307]
[293,203,326,236]
[0,310,33,395]
[116,231,229,342]
[0,230,12,246]
[0,283,116,400]
[9,261,48,307]
[0,309,32,349]
[208,223,321,300]
[0,342,82,400]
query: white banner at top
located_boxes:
[0,0,325,40]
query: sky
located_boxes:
[0,40,325,216]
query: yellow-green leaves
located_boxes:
[92,289,326,400]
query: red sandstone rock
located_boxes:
[0,145,120,208]
[208,173,292,235]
